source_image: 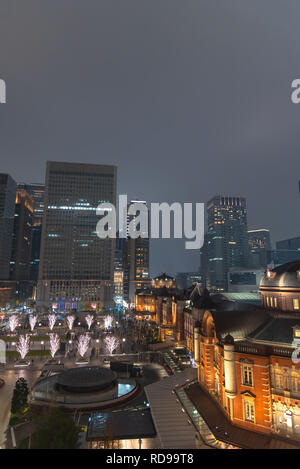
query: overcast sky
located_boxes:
[0,1,300,276]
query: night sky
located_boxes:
[0,1,300,276]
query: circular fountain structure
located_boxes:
[56,366,117,394]
[31,365,138,410]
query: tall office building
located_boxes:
[248,229,271,268]
[272,236,300,265]
[276,236,300,251]
[17,183,45,223]
[176,271,202,289]
[205,195,248,292]
[113,235,126,304]
[0,174,17,279]
[17,183,45,281]
[122,201,150,304]
[10,190,34,280]
[37,161,117,311]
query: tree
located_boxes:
[11,378,29,415]
[32,409,81,449]
[104,335,119,355]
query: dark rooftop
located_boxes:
[153,272,175,281]
[56,366,117,393]
[86,408,156,441]
[248,316,300,345]
[210,308,271,341]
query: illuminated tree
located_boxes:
[104,315,113,330]
[85,314,94,331]
[66,315,75,331]
[48,313,56,331]
[76,334,90,358]
[104,335,119,355]
[49,333,60,359]
[29,315,38,332]
[9,314,19,333]
[16,335,30,360]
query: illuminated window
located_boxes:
[266,297,269,307]
[293,299,300,311]
[242,365,253,386]
[294,329,300,339]
[274,297,278,308]
[244,399,255,423]
[270,297,273,308]
[297,271,300,281]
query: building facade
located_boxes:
[10,189,34,280]
[176,271,202,289]
[205,195,249,292]
[228,267,265,293]
[248,228,271,268]
[122,201,150,305]
[37,161,117,311]
[0,174,17,280]
[187,261,300,445]
[17,183,45,281]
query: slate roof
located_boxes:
[248,316,300,345]
[190,286,216,309]
[153,273,175,281]
[210,308,271,341]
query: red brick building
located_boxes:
[190,261,300,443]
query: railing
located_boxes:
[235,343,293,358]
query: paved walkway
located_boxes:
[145,368,210,449]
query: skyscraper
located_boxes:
[273,236,300,265]
[113,235,126,304]
[37,161,117,311]
[122,201,150,304]
[10,190,34,280]
[0,174,17,279]
[17,183,45,224]
[205,195,248,292]
[248,229,271,268]
[17,183,45,281]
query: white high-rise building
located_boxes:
[37,161,117,312]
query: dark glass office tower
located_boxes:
[37,161,117,312]
[17,183,45,223]
[10,190,34,280]
[125,201,150,304]
[273,237,300,265]
[0,174,17,279]
[206,195,248,292]
[248,229,272,268]
[17,183,45,281]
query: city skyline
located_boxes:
[1,163,299,278]
[1,1,300,275]
[1,1,300,452]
